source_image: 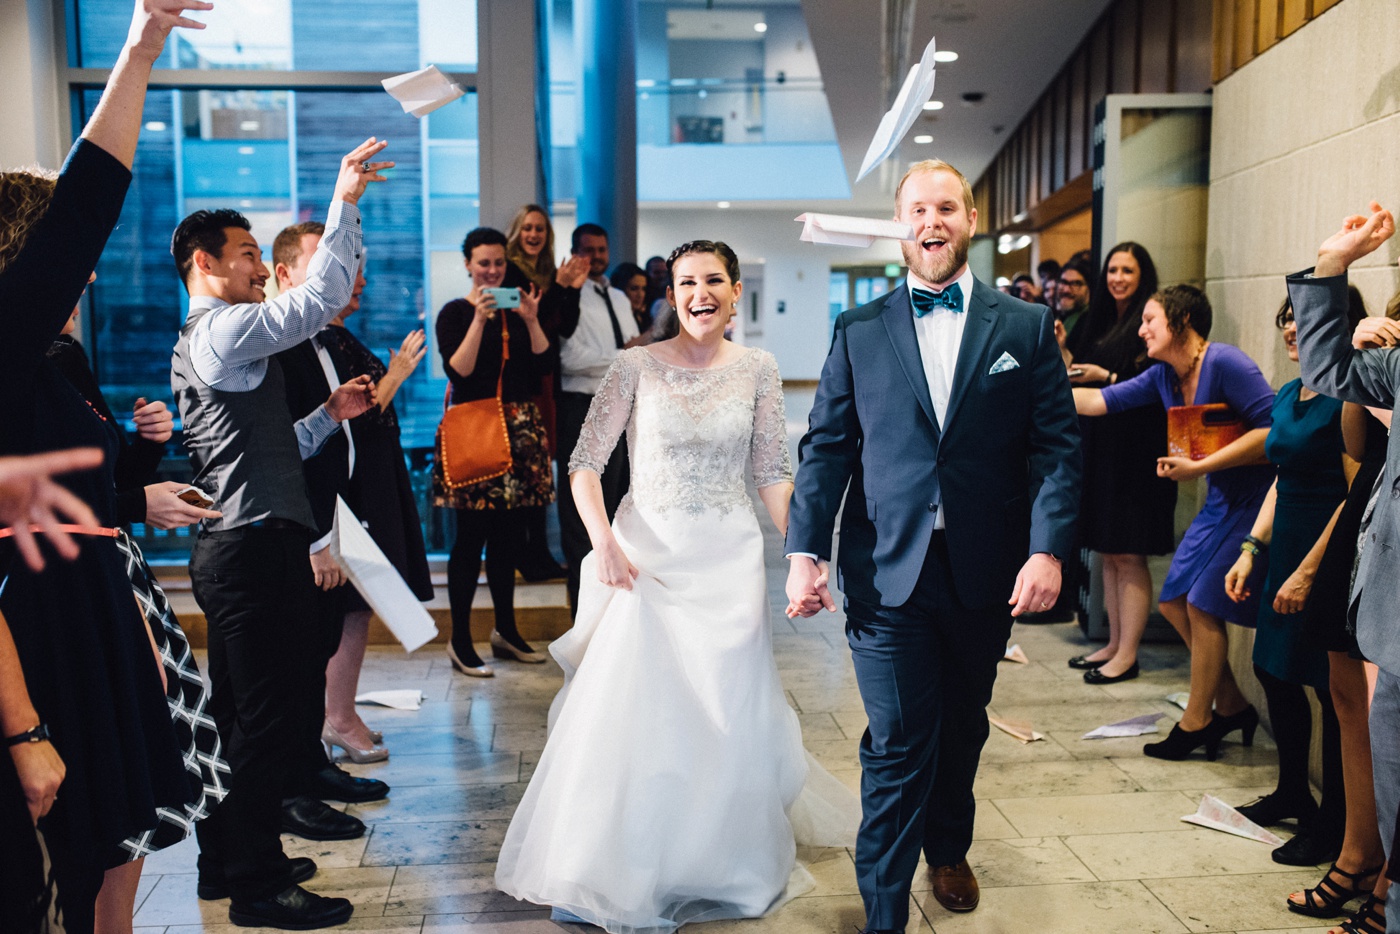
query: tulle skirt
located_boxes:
[495,501,860,933]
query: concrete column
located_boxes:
[1,0,63,168]
[477,0,542,228]
[574,0,637,266]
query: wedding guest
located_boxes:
[434,227,556,675]
[1225,295,1366,867]
[1074,285,1274,760]
[1064,243,1177,684]
[610,261,651,333]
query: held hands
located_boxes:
[1224,552,1254,603]
[1156,455,1204,482]
[785,555,836,618]
[1009,552,1061,617]
[1353,316,1400,350]
[326,375,377,422]
[126,0,212,64]
[1272,568,1314,615]
[144,481,222,529]
[555,254,591,289]
[133,397,174,444]
[332,138,394,205]
[0,449,104,572]
[594,536,640,590]
[310,545,345,590]
[10,739,65,825]
[1315,201,1396,278]
[387,329,428,382]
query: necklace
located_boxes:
[1172,339,1207,396]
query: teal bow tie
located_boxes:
[911,282,963,317]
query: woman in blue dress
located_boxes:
[1074,285,1275,760]
[1224,296,1365,873]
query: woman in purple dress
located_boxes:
[1074,285,1274,760]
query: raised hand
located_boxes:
[332,138,394,205]
[467,286,499,321]
[0,449,104,572]
[387,329,428,381]
[556,254,591,289]
[1315,201,1396,278]
[126,0,213,64]
[326,375,377,422]
[133,397,174,444]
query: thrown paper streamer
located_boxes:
[988,716,1043,744]
[1166,692,1190,710]
[796,212,915,248]
[856,36,940,182]
[382,64,465,118]
[1082,712,1164,739]
[1002,643,1029,664]
[354,689,425,711]
[330,497,439,653]
[1181,794,1285,846]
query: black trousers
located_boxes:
[556,390,629,617]
[190,525,324,901]
[844,533,1013,933]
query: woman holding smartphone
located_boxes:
[434,227,557,676]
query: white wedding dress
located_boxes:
[495,346,860,934]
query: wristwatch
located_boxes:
[5,723,51,747]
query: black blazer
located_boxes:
[787,277,1082,609]
[274,335,349,540]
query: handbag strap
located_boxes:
[443,305,512,413]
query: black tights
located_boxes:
[1254,664,1344,842]
[448,509,526,664]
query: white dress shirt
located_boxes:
[560,278,640,395]
[908,266,974,530]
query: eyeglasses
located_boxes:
[1060,279,1087,289]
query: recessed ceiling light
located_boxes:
[144,120,167,132]
[754,22,767,33]
[934,50,959,63]
[636,78,656,88]
[238,145,255,155]
[922,100,944,111]
[239,120,260,131]
[717,201,731,209]
[913,134,933,144]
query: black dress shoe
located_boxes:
[281,795,365,841]
[1068,654,1108,670]
[1237,790,1318,828]
[198,857,317,900]
[228,883,353,930]
[1272,828,1342,866]
[308,763,389,803]
[1084,662,1140,684]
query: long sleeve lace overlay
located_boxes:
[568,347,792,518]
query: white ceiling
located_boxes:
[799,0,1116,212]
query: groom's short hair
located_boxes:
[895,160,975,216]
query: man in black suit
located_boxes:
[786,160,1081,933]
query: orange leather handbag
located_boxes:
[436,311,513,489]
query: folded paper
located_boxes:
[354,689,425,710]
[1181,794,1285,846]
[856,36,940,182]
[1082,712,1164,739]
[988,716,1043,744]
[796,212,915,248]
[331,496,439,652]
[1002,643,1029,664]
[382,64,465,118]
[1166,692,1190,710]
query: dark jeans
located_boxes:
[190,525,322,901]
[845,533,1013,933]
[556,390,629,617]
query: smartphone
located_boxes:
[1068,367,1085,378]
[482,287,521,309]
[175,485,215,509]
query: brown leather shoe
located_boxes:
[930,859,979,912]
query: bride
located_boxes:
[495,240,859,932]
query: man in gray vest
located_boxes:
[1289,200,1400,934]
[169,138,390,931]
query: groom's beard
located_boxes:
[901,231,970,288]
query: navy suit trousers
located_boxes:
[845,532,1012,932]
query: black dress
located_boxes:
[318,324,434,602]
[1305,409,1388,655]
[0,141,191,923]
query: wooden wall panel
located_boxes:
[1112,1,1139,92]
[1176,0,1215,90]
[1067,53,1087,177]
[1214,0,1236,81]
[1139,0,1173,92]
[1232,0,1257,70]
[1257,0,1282,52]
[1280,0,1310,35]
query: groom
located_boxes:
[786,159,1080,933]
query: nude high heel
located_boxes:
[321,720,389,764]
[446,642,494,678]
[491,630,547,664]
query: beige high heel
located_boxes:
[490,630,547,664]
[321,720,389,764]
[446,642,494,678]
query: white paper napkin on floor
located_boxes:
[354,689,424,710]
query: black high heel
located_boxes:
[1214,704,1259,746]
[1143,719,1223,761]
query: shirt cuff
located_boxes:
[325,200,361,233]
[310,531,335,555]
[785,552,820,561]
[298,404,341,459]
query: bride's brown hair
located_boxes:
[666,240,740,284]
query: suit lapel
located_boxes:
[943,278,1000,432]
[881,285,940,434]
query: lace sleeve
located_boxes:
[750,351,793,488]
[568,349,640,476]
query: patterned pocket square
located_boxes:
[989,351,1020,375]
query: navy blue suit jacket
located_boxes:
[786,277,1081,610]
